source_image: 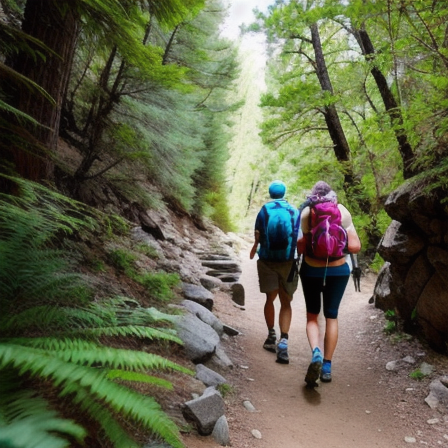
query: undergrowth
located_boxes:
[0,176,192,448]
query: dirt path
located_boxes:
[182,247,445,448]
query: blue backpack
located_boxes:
[261,201,297,261]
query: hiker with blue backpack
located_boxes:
[297,181,361,387]
[249,180,300,365]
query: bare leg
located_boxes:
[278,286,292,335]
[264,290,278,330]
[306,312,320,350]
[323,317,338,360]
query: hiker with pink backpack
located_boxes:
[297,181,361,387]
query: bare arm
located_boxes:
[250,230,260,259]
[339,204,361,254]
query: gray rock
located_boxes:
[212,415,230,446]
[231,283,245,306]
[425,378,448,411]
[374,178,448,352]
[201,259,242,272]
[223,323,240,336]
[181,283,214,311]
[174,313,220,363]
[200,274,222,291]
[243,400,256,412]
[195,364,227,387]
[182,387,225,435]
[181,299,224,337]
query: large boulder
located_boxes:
[373,178,448,353]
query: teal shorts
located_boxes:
[257,259,298,297]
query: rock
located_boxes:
[403,356,416,364]
[200,274,222,291]
[182,387,225,435]
[212,415,230,446]
[174,313,220,363]
[425,378,448,410]
[181,283,214,311]
[252,429,262,439]
[419,362,434,375]
[230,283,245,306]
[181,299,224,337]
[206,342,234,370]
[195,364,227,387]
[374,178,448,352]
[404,436,416,443]
[222,323,240,336]
[243,400,256,412]
[201,259,242,273]
[386,360,400,371]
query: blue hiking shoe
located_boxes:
[305,347,323,387]
[320,360,332,382]
[276,338,289,364]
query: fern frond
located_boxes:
[0,371,86,448]
[0,344,185,448]
[106,370,173,389]
[70,390,141,448]
[7,339,193,375]
[71,325,181,343]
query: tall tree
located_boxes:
[1,0,201,186]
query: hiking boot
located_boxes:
[305,347,323,387]
[276,338,289,364]
[263,334,277,353]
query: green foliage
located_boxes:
[216,383,233,398]
[135,272,181,302]
[383,309,398,334]
[108,248,139,274]
[135,243,160,259]
[370,253,386,274]
[0,179,192,448]
[409,369,426,381]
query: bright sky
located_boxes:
[220,0,273,40]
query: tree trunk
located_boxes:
[353,28,416,179]
[310,23,370,214]
[8,0,79,182]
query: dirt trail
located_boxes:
[183,247,442,448]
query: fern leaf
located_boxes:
[7,339,193,375]
[106,370,173,389]
[0,371,86,448]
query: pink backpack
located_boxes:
[306,200,348,260]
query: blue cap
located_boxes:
[269,180,286,199]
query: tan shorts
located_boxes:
[257,259,299,297]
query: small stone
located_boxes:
[247,377,254,381]
[406,388,414,392]
[427,418,440,425]
[251,429,262,439]
[404,436,416,443]
[370,315,377,320]
[419,362,434,375]
[403,356,416,364]
[365,410,371,414]
[243,400,256,412]
[240,365,249,369]
[386,361,399,371]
